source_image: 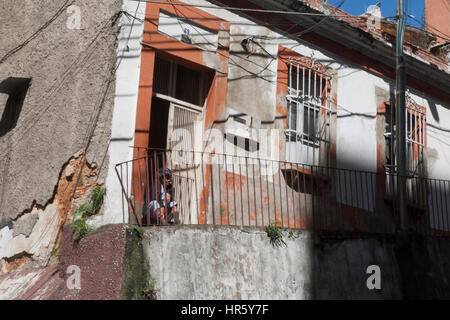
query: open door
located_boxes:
[162,102,202,224]
[146,56,213,225]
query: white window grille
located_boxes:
[406,99,426,177]
[384,97,426,197]
[285,58,332,165]
[384,99,426,176]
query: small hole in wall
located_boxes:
[0,77,31,137]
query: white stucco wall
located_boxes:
[93,0,147,227]
[424,99,450,181]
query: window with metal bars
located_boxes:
[384,100,426,178]
[285,59,332,165]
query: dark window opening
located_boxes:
[384,103,426,178]
[0,77,31,137]
[288,66,327,101]
[153,56,213,107]
[148,97,170,150]
[303,105,320,144]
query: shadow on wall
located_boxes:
[0,77,31,137]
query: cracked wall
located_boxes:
[0,151,98,273]
[0,0,122,273]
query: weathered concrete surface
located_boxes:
[141,225,450,299]
[0,151,99,273]
[0,0,121,241]
[0,223,131,300]
[2,224,450,300]
[0,264,63,300]
[143,226,314,299]
[56,224,127,300]
[0,202,59,272]
[121,227,150,300]
[12,212,39,237]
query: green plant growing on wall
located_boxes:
[72,214,93,241]
[71,185,105,241]
[141,277,157,300]
[128,225,143,238]
[265,222,286,247]
[287,229,299,239]
[50,247,60,258]
[91,185,105,213]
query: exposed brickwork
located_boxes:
[1,252,32,274]
[50,151,99,259]
[324,2,449,70]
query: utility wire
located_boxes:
[407,15,450,43]
[0,11,124,158]
[131,0,450,46]
[285,0,346,52]
[127,0,370,18]
[85,3,144,152]
[0,0,74,65]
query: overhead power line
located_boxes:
[130,0,450,44]
[127,0,370,18]
[0,0,74,65]
[407,15,450,43]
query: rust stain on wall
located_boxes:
[219,204,229,225]
[52,151,98,251]
[0,151,99,274]
[1,252,32,274]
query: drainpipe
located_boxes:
[396,0,407,231]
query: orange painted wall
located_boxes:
[131,0,230,213]
[426,0,450,44]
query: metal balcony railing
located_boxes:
[115,148,450,236]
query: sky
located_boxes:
[328,0,425,28]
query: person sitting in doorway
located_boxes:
[147,168,180,225]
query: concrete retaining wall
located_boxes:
[2,224,450,299]
[141,225,450,299]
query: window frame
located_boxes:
[285,59,331,148]
[383,99,427,178]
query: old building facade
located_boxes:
[0,0,449,298]
[108,0,450,235]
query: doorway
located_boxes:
[146,55,214,225]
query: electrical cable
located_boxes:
[127,0,371,18]
[132,0,450,45]
[85,2,145,152]
[0,11,125,158]
[407,15,450,43]
[0,0,74,65]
